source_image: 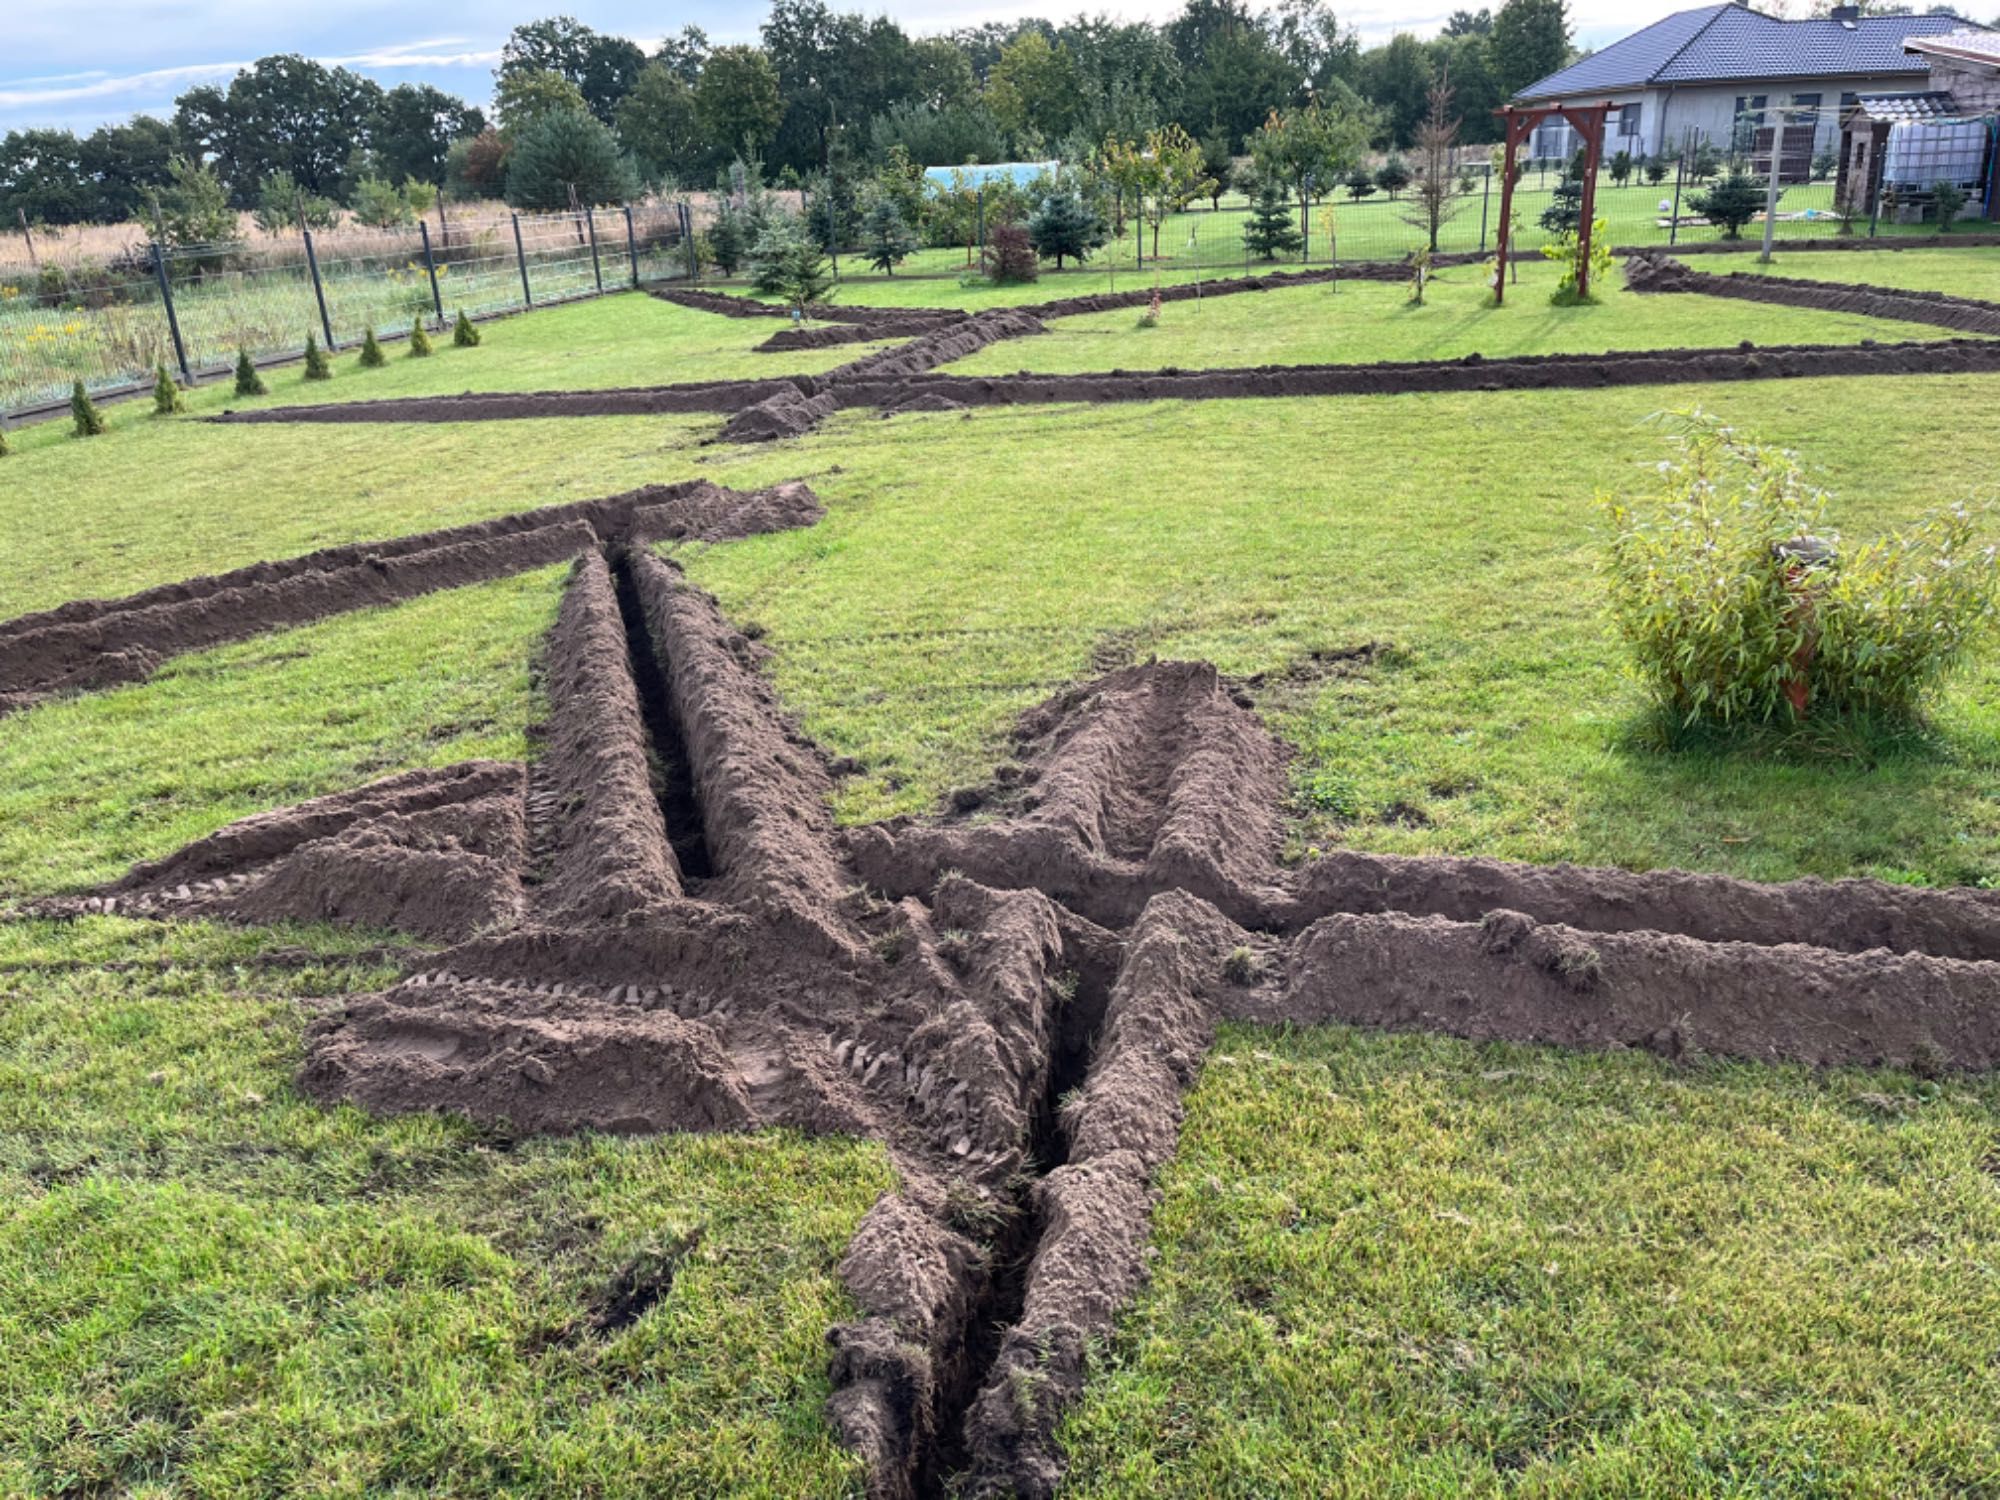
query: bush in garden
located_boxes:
[980,221,1039,284]
[357,327,387,368]
[152,365,186,415]
[1691,168,1767,238]
[1541,216,1613,303]
[863,194,918,274]
[1374,157,1412,198]
[1934,179,1968,232]
[1345,166,1376,200]
[1811,148,1837,181]
[1644,156,1669,186]
[1600,411,1999,727]
[71,381,106,437]
[234,348,268,396]
[409,316,434,357]
[1540,168,1584,235]
[303,332,332,380]
[1241,178,1303,260]
[1028,189,1107,269]
[749,210,807,295]
[453,309,481,347]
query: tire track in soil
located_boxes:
[36,544,2000,1496]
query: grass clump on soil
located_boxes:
[0,916,889,1498]
[357,326,387,368]
[454,307,481,346]
[233,347,267,397]
[1058,1023,2000,1497]
[69,380,105,437]
[409,315,434,357]
[1602,410,1998,729]
[302,332,331,381]
[0,568,564,895]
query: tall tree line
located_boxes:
[0,0,1572,226]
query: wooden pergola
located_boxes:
[1492,101,1616,305]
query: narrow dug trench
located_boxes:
[609,553,715,884]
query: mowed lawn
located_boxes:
[0,917,888,1497]
[1739,244,2000,301]
[1061,1025,2000,1497]
[944,258,1969,376]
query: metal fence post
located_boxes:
[418,220,444,321]
[976,188,985,259]
[624,203,640,285]
[585,206,605,294]
[150,242,193,384]
[302,228,336,348]
[680,201,697,282]
[1669,149,1686,246]
[512,213,533,306]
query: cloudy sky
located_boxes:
[2,0,1682,135]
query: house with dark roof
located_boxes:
[1511,3,1978,171]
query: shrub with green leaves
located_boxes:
[409,316,434,357]
[302,333,331,380]
[1934,179,1968,232]
[70,381,105,437]
[1540,216,1613,303]
[1600,412,1999,726]
[453,309,481,347]
[1691,167,1767,238]
[357,327,386,368]
[234,348,268,396]
[152,365,186,416]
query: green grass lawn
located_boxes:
[1060,1023,2000,1497]
[0,916,887,1497]
[0,567,561,894]
[945,260,1967,376]
[1737,245,2000,301]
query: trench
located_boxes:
[917,948,1113,1496]
[608,549,715,884]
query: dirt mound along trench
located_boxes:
[717,385,840,443]
[1623,252,2000,335]
[827,309,1048,382]
[215,377,803,426]
[0,480,826,713]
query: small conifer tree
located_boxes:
[234,348,268,396]
[409,315,434,357]
[358,326,387,368]
[863,195,918,275]
[303,332,332,380]
[152,364,186,415]
[1242,178,1304,260]
[980,221,1039,285]
[71,381,106,437]
[453,309,481,347]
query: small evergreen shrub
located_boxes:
[303,333,332,380]
[234,348,268,396]
[1691,168,1766,238]
[1344,166,1376,200]
[409,316,434,357]
[1934,179,1968,232]
[1600,412,1999,727]
[453,310,481,347]
[1241,178,1303,260]
[358,327,387,368]
[70,380,105,437]
[152,365,186,415]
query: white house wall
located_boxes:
[1528,72,1938,161]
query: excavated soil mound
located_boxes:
[879,391,969,417]
[758,323,882,351]
[828,309,1047,381]
[215,377,797,425]
[0,480,825,713]
[1624,251,2000,335]
[50,551,2000,1497]
[717,385,839,442]
[828,335,2000,411]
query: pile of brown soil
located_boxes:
[0,480,824,713]
[828,309,1048,381]
[1624,251,2000,334]
[716,385,840,442]
[214,377,799,424]
[757,323,882,351]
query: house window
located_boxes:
[1734,94,1769,123]
[1534,122,1571,158]
[1618,102,1644,138]
[1791,92,1822,119]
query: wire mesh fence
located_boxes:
[0,208,658,419]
